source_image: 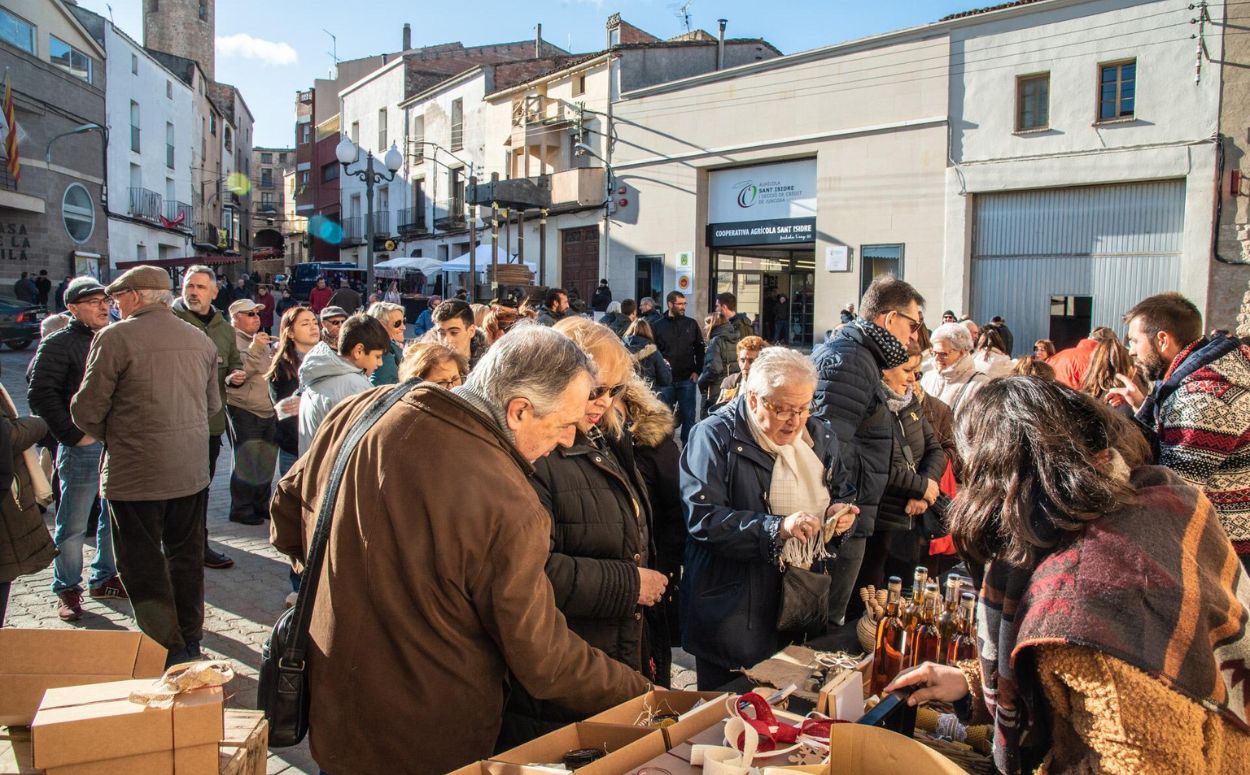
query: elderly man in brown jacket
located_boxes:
[271,324,650,775]
[71,265,220,667]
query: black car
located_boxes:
[0,296,46,350]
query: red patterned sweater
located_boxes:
[1146,337,1250,556]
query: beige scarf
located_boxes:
[0,383,54,507]
[744,400,830,567]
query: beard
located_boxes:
[1138,341,1170,381]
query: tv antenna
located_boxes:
[323,29,339,77]
[675,1,694,34]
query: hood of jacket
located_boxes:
[623,335,651,353]
[709,320,739,343]
[298,340,363,388]
[630,343,659,363]
[831,320,889,368]
[622,380,674,448]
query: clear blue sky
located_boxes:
[76,0,979,147]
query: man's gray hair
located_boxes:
[744,347,817,396]
[931,322,973,352]
[366,301,404,322]
[465,322,596,416]
[183,265,215,285]
[135,288,173,306]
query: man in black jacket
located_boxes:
[27,277,123,622]
[652,291,705,444]
[811,275,924,624]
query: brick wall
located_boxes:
[143,0,215,81]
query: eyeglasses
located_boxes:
[894,310,923,333]
[760,397,815,422]
[588,383,628,401]
[433,374,463,389]
[391,319,406,329]
[932,349,959,361]
[239,311,259,317]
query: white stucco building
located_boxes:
[943,0,1224,353]
[102,20,194,267]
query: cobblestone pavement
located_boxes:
[0,346,695,774]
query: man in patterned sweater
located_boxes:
[1112,292,1250,570]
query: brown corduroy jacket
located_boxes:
[269,383,650,775]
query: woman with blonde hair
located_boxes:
[499,316,667,745]
[1080,333,1148,415]
[482,304,534,345]
[365,301,406,385]
[397,341,468,388]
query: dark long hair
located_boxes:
[948,377,1146,567]
[266,306,315,384]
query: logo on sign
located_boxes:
[677,275,691,291]
[736,183,758,208]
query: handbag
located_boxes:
[776,562,831,634]
[921,493,952,540]
[258,380,420,748]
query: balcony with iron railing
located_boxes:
[397,207,427,236]
[340,215,365,245]
[434,206,467,233]
[372,211,390,236]
[194,222,230,249]
[128,187,162,222]
[162,200,193,231]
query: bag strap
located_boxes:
[280,380,421,668]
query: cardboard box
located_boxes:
[0,629,167,726]
[0,727,39,775]
[492,722,665,775]
[219,710,267,775]
[31,679,223,774]
[586,690,729,748]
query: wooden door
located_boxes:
[560,226,599,304]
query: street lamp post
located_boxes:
[336,135,402,299]
[46,123,110,213]
[408,140,478,301]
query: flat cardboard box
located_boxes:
[38,744,218,775]
[492,722,665,775]
[0,629,167,726]
[586,690,729,748]
[219,710,267,775]
[32,679,223,773]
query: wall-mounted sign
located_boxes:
[706,159,817,247]
[825,245,850,272]
[1,222,32,261]
[674,250,693,294]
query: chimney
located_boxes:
[535,23,543,57]
[403,23,412,51]
[717,19,727,70]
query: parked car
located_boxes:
[0,297,46,350]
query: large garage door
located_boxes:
[971,180,1184,354]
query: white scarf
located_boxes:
[744,400,831,568]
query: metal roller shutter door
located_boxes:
[970,180,1185,354]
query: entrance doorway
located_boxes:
[1049,295,1093,350]
[560,226,599,305]
[635,255,663,302]
[712,248,816,347]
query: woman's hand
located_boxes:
[637,568,668,607]
[923,478,941,504]
[905,499,928,517]
[885,662,971,706]
[780,511,821,542]
[824,503,859,538]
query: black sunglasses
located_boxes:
[588,383,627,400]
[391,319,406,329]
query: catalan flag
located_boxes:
[2,72,18,183]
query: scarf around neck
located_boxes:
[853,317,909,369]
[1136,335,1239,429]
[744,403,830,567]
[881,382,914,414]
[977,464,1250,774]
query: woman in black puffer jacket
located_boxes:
[622,319,672,390]
[856,343,946,592]
[498,318,666,750]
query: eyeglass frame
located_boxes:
[892,309,923,334]
[432,374,463,389]
[758,395,816,423]
[588,382,628,401]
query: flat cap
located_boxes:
[105,266,171,296]
[64,276,106,304]
[319,305,348,321]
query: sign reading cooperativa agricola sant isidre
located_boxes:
[706,159,817,247]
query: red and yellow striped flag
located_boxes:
[3,72,19,183]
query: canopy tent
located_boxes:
[375,255,445,274]
[443,243,534,274]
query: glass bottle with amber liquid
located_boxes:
[870,577,908,695]
[909,582,943,667]
[900,566,929,631]
[946,593,978,664]
[935,574,962,664]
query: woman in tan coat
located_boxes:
[0,391,53,625]
[889,377,1250,774]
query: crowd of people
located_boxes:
[1,264,1249,774]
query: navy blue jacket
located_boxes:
[679,398,853,670]
[810,324,893,538]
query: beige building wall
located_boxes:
[1210,1,1250,331]
[608,34,950,336]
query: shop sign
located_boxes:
[674,250,694,294]
[0,222,32,261]
[707,159,816,247]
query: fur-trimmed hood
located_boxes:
[622,379,674,448]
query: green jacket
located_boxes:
[172,298,241,435]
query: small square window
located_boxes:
[1016,73,1049,131]
[167,80,173,99]
[50,35,92,83]
[0,9,36,55]
[573,74,586,97]
[1098,60,1136,122]
[131,54,138,74]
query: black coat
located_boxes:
[811,325,894,538]
[27,318,95,446]
[602,311,631,338]
[501,429,654,745]
[624,335,673,388]
[653,313,705,382]
[679,398,853,670]
[268,371,300,456]
[698,321,740,406]
[877,392,946,531]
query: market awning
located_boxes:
[113,256,245,270]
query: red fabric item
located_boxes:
[1047,338,1099,389]
[309,285,334,314]
[731,693,835,753]
[930,459,958,556]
